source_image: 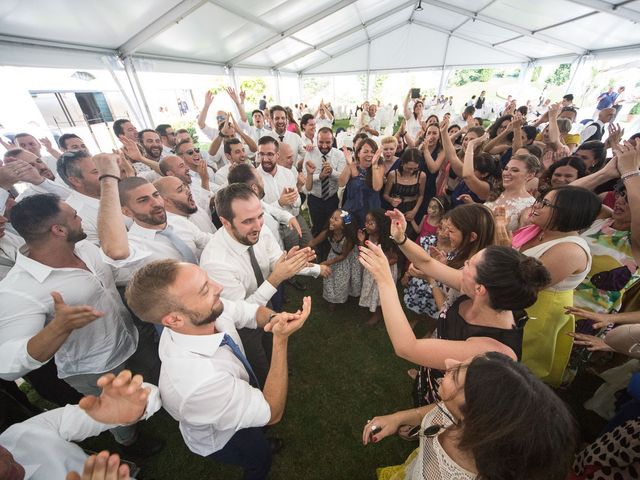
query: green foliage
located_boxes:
[302,76,331,100]
[450,68,494,86]
[173,119,198,144]
[372,74,388,101]
[531,66,542,82]
[239,77,267,105]
[630,103,640,115]
[544,63,571,86]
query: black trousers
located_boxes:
[307,193,339,236]
[208,427,271,480]
[237,328,272,389]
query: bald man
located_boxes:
[153,176,216,234]
[159,155,215,213]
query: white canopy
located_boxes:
[2,0,640,76]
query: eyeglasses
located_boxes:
[180,148,200,155]
[533,199,558,210]
[257,152,276,159]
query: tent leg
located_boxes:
[121,56,153,127]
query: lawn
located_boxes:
[79,277,420,479]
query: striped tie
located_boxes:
[321,154,331,200]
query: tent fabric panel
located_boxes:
[0,0,183,49]
[499,36,578,59]
[369,25,449,70]
[541,12,640,51]
[481,0,595,31]
[365,7,414,37]
[445,36,529,66]
[293,4,361,45]
[454,19,519,45]
[242,37,311,67]
[442,0,498,12]
[283,50,330,73]
[321,30,369,56]
[0,44,112,70]
[357,0,407,23]
[131,57,226,76]
[304,44,369,74]
[411,4,468,30]
[136,2,272,63]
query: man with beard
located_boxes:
[302,127,346,236]
[3,148,71,202]
[58,133,90,154]
[199,184,328,386]
[155,124,176,157]
[138,129,164,163]
[159,154,215,213]
[256,137,312,249]
[114,119,161,181]
[268,105,305,165]
[175,139,216,191]
[214,138,249,186]
[0,193,161,456]
[154,176,217,236]
[125,259,311,478]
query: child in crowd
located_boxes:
[358,208,398,325]
[403,196,450,321]
[308,209,362,311]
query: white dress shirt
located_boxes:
[0,188,9,215]
[133,162,161,182]
[189,168,217,192]
[0,241,140,380]
[266,130,305,164]
[303,147,346,199]
[261,200,293,249]
[15,179,71,203]
[166,212,214,257]
[0,229,23,280]
[200,225,319,306]
[315,116,332,130]
[64,190,101,246]
[190,182,216,212]
[158,299,270,456]
[185,207,217,234]
[0,385,161,480]
[257,165,301,216]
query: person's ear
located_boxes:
[219,215,231,229]
[469,231,478,242]
[162,312,186,329]
[121,205,134,218]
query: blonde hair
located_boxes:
[381,136,398,147]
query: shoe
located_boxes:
[286,278,307,291]
[120,433,166,458]
[268,437,284,454]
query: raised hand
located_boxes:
[239,89,246,103]
[0,162,22,189]
[305,161,316,175]
[15,160,45,185]
[204,90,215,106]
[564,306,614,329]
[385,208,407,242]
[358,240,394,284]
[342,146,354,165]
[548,102,561,118]
[93,153,122,178]
[428,246,446,264]
[278,186,298,206]
[79,370,149,425]
[608,123,625,153]
[226,87,240,104]
[39,137,52,150]
[120,137,143,162]
[264,296,311,338]
[50,291,104,334]
[617,140,640,175]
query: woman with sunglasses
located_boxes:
[363,352,577,480]
[497,186,601,386]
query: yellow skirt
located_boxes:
[376,448,419,480]
[523,289,575,387]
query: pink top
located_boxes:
[417,217,439,242]
[512,224,543,249]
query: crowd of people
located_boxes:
[0,83,639,480]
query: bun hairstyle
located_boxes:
[460,352,577,480]
[475,245,551,310]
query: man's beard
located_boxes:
[67,227,87,243]
[188,300,224,326]
[231,223,259,246]
[176,198,198,215]
[136,208,166,226]
[145,146,162,160]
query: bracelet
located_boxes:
[98,174,121,182]
[621,171,640,181]
[390,234,408,246]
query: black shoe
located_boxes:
[120,433,166,458]
[268,437,284,455]
[286,278,306,291]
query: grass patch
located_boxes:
[77,278,416,479]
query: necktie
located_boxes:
[247,245,265,286]
[279,135,284,142]
[157,225,198,264]
[321,154,331,200]
[220,333,259,387]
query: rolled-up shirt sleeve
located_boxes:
[0,291,49,380]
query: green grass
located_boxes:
[76,279,417,479]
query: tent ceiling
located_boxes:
[1,0,640,75]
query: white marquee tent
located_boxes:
[2,0,640,127]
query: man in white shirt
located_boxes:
[57,133,90,154]
[156,123,176,158]
[256,136,312,248]
[300,114,316,147]
[138,129,164,164]
[361,104,381,137]
[159,154,215,212]
[0,193,159,450]
[3,150,70,202]
[268,105,305,164]
[0,213,22,281]
[200,184,328,385]
[0,369,162,480]
[214,138,249,186]
[175,139,216,191]
[124,258,311,478]
[314,101,334,130]
[55,150,104,245]
[114,119,162,182]
[247,109,272,148]
[13,133,60,174]
[154,176,217,236]
[303,127,346,235]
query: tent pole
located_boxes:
[298,74,304,105]
[103,56,145,128]
[121,56,153,127]
[565,55,586,94]
[437,35,451,96]
[274,70,282,104]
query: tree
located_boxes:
[544,63,571,86]
[450,68,494,86]
[372,74,388,101]
[531,66,542,82]
[239,78,267,105]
